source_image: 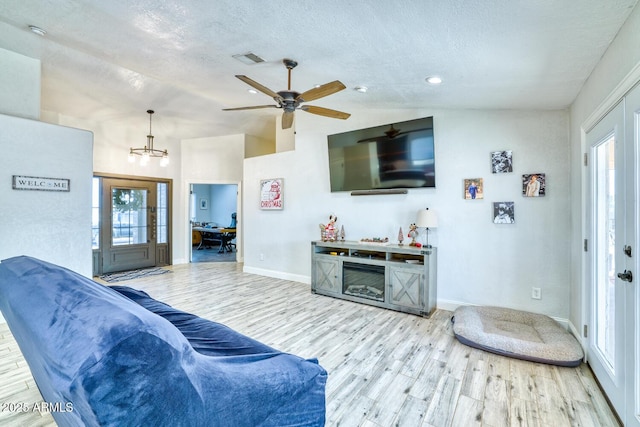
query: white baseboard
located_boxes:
[0,313,5,324]
[242,266,310,285]
[567,320,587,361]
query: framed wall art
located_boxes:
[260,178,284,210]
[491,150,513,173]
[522,173,545,197]
[464,178,484,200]
[493,201,515,224]
[200,198,208,209]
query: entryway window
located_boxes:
[157,182,168,244]
[92,177,100,250]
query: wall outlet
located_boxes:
[531,287,541,300]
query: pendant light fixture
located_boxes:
[128,109,169,167]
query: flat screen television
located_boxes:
[327,116,435,192]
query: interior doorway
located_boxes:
[190,183,239,263]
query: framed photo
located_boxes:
[200,198,208,209]
[464,178,484,200]
[260,178,284,210]
[491,150,513,173]
[493,201,515,224]
[522,173,545,197]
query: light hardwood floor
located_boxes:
[0,262,620,426]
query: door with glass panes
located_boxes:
[94,177,170,274]
[587,88,639,426]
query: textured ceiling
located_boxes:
[0,0,637,140]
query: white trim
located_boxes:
[243,266,310,284]
[567,320,588,362]
[582,61,640,133]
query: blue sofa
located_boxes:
[0,256,327,426]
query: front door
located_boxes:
[101,178,157,273]
[587,90,639,426]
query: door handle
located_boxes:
[617,270,633,283]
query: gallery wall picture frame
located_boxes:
[260,178,284,210]
[464,178,484,200]
[493,201,515,224]
[491,150,513,173]
[200,198,208,209]
[522,173,546,197]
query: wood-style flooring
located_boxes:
[0,262,620,426]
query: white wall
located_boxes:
[244,108,571,318]
[569,5,640,331]
[0,114,94,276]
[0,47,40,120]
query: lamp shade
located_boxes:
[416,208,438,228]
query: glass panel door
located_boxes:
[586,102,633,420]
[100,178,156,274]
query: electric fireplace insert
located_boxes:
[342,262,385,302]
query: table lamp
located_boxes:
[416,208,438,248]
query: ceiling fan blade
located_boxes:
[222,105,279,111]
[296,80,346,102]
[300,105,351,120]
[282,111,294,129]
[235,75,283,101]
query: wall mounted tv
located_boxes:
[327,116,435,192]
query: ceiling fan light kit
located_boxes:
[223,58,351,129]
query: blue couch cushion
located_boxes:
[110,285,279,357]
[0,256,327,426]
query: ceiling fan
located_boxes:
[223,59,351,129]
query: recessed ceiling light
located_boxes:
[354,86,368,93]
[247,89,258,94]
[425,76,442,85]
[28,25,46,36]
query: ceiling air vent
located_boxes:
[232,53,265,65]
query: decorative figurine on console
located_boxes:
[319,214,339,242]
[407,223,419,246]
[398,227,404,246]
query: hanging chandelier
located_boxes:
[128,109,169,167]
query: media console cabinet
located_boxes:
[311,240,437,317]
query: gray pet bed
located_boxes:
[452,306,583,367]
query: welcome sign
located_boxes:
[12,175,70,192]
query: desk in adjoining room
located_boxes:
[192,227,236,252]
